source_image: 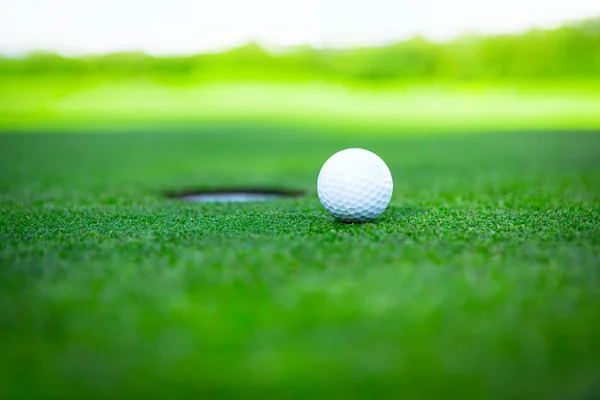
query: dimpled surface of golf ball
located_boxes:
[317,148,393,223]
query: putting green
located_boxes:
[1,125,599,398]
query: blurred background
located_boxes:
[1,0,600,131]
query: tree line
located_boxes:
[1,17,599,82]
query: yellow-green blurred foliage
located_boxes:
[1,18,599,83]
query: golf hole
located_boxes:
[167,188,305,203]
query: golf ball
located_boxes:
[317,148,393,223]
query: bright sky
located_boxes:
[1,0,599,55]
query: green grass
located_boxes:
[1,125,600,399]
[2,79,600,132]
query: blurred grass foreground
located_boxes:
[1,17,600,132]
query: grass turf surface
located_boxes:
[2,80,600,133]
[1,125,599,399]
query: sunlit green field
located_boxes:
[1,121,599,398]
[2,78,600,132]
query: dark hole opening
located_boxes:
[165,187,306,203]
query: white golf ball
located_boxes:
[317,148,393,223]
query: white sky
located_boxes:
[1,0,599,55]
